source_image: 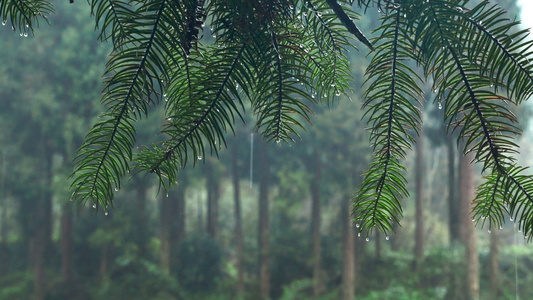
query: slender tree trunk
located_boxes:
[60,204,74,286]
[375,231,382,260]
[232,146,245,298]
[489,229,501,300]
[0,150,7,272]
[459,152,479,300]
[34,140,53,300]
[33,226,45,300]
[176,182,186,247]
[310,150,324,296]
[160,181,187,273]
[206,161,220,239]
[160,193,172,273]
[134,180,149,255]
[447,136,459,243]
[414,132,425,271]
[100,243,109,277]
[258,143,270,300]
[341,196,355,300]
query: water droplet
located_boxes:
[438,103,442,110]
[385,236,389,241]
[25,24,29,28]
[488,230,491,233]
[114,188,118,192]
[335,92,341,96]
[105,212,109,216]
[357,232,361,237]
[19,33,23,37]
[510,217,514,221]
[198,155,202,160]
[166,193,169,197]
[356,224,360,228]
[92,204,96,209]
[23,33,27,37]
[2,20,5,26]
[472,218,475,222]
[490,84,494,88]
[167,118,172,121]
[365,237,369,242]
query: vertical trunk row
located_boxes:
[232,146,245,298]
[459,152,479,300]
[310,150,323,296]
[414,132,425,270]
[258,143,270,300]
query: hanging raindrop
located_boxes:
[198,155,202,160]
[385,236,390,241]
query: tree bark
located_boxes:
[447,136,459,243]
[310,150,324,297]
[489,229,501,300]
[206,161,220,239]
[258,143,270,300]
[414,132,425,271]
[160,193,172,273]
[60,204,74,286]
[459,152,479,300]
[0,150,7,272]
[160,181,187,273]
[232,146,245,298]
[341,196,355,300]
[33,226,45,300]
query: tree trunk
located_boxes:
[34,140,53,300]
[160,193,172,273]
[310,150,323,297]
[134,179,149,255]
[414,132,425,271]
[258,143,270,300]
[341,196,355,300]
[206,161,220,239]
[160,181,187,273]
[489,229,501,300]
[33,226,45,300]
[447,136,459,243]
[60,204,74,286]
[232,146,245,298]
[375,231,382,260]
[0,150,7,272]
[459,152,479,300]
[100,243,109,277]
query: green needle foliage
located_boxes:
[3,0,533,239]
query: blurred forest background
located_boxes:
[2,1,533,300]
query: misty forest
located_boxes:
[2,0,533,299]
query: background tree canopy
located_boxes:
[2,0,533,239]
